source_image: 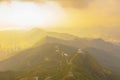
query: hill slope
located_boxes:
[34,36,120,72]
[0,42,110,80]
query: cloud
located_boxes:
[52,0,94,8]
[0,0,120,41]
[0,0,94,8]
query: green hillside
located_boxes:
[0,42,111,80]
[0,29,119,80]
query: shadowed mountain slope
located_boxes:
[0,40,111,80]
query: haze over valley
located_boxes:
[0,0,120,80]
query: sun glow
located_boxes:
[0,1,67,29]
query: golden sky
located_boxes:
[0,0,120,41]
[50,0,120,41]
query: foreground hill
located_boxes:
[0,29,119,72]
[0,42,111,80]
[33,36,120,72]
[0,28,120,79]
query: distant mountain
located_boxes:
[0,28,86,61]
[85,47,120,72]
[113,42,120,46]
[0,28,47,61]
[0,28,120,79]
[0,42,110,80]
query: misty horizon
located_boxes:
[0,0,120,80]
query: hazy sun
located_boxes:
[0,1,67,29]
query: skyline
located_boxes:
[0,0,120,42]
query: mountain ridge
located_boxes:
[0,41,110,80]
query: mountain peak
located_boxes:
[30,27,45,32]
